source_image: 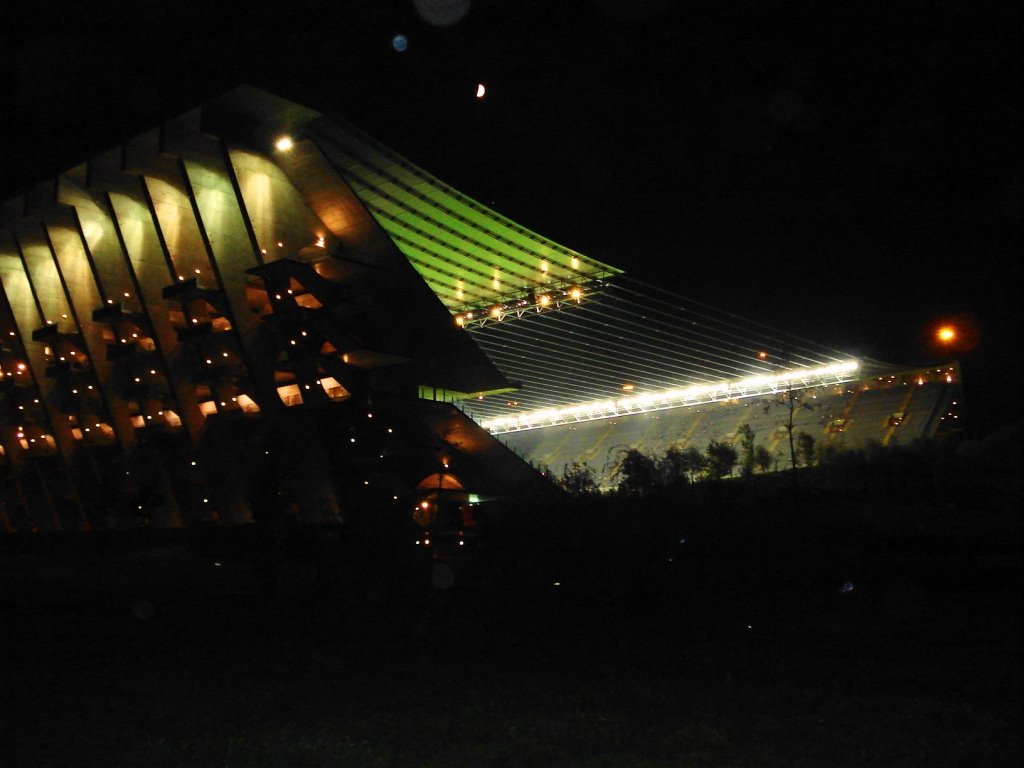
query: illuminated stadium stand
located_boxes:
[0,86,961,530]
[498,367,960,490]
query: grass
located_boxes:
[2,495,1020,767]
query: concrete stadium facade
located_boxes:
[0,87,558,532]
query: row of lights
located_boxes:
[481,360,862,432]
[455,286,584,327]
[258,235,325,257]
[463,258,581,291]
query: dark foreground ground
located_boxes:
[1,497,1020,767]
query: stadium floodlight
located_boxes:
[480,360,860,433]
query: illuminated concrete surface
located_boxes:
[0,87,560,532]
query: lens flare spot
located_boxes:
[414,0,472,27]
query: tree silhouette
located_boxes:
[754,445,773,473]
[560,461,599,496]
[705,440,739,480]
[737,423,756,478]
[613,448,659,496]
[797,431,817,468]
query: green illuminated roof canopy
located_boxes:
[316,121,621,318]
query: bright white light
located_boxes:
[275,136,294,151]
[476,83,486,99]
[480,360,860,432]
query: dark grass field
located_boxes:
[2,495,1020,767]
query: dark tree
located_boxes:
[657,445,691,488]
[679,445,707,483]
[560,461,599,496]
[797,431,817,468]
[613,448,659,496]
[786,389,798,475]
[705,440,739,480]
[754,445,773,473]
[737,423,756,478]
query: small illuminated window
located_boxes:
[277,384,303,407]
[320,377,349,401]
[295,293,323,309]
[236,394,261,414]
[199,401,218,416]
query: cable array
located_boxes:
[313,115,865,427]
[460,275,857,424]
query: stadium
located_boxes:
[0,86,962,533]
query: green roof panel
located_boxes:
[311,120,621,316]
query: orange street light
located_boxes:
[928,314,980,355]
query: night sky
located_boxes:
[1,0,1020,432]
